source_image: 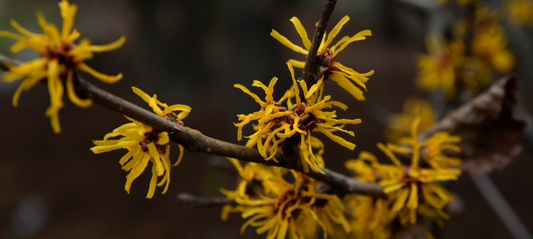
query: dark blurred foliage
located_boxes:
[0,0,531,238]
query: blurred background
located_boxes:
[0,0,532,238]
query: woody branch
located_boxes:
[0,53,385,197]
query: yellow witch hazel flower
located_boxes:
[221,165,351,239]
[271,16,373,101]
[234,62,361,174]
[377,117,461,226]
[345,117,462,230]
[387,96,436,143]
[415,34,462,98]
[91,87,191,199]
[221,157,285,201]
[466,23,515,86]
[234,76,293,162]
[0,0,126,133]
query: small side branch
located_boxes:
[301,0,337,85]
[0,54,21,70]
[311,167,386,197]
[177,193,236,208]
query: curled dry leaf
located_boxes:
[420,76,526,174]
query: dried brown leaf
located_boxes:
[420,76,526,174]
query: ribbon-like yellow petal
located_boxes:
[271,30,308,55]
[324,15,350,49]
[59,0,78,40]
[78,62,123,83]
[66,71,93,108]
[289,17,312,50]
[88,35,127,52]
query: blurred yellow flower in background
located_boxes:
[345,117,461,229]
[91,87,191,199]
[505,0,533,26]
[387,96,436,142]
[378,118,461,225]
[455,4,515,90]
[465,23,515,87]
[415,34,461,98]
[0,0,126,133]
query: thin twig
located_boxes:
[301,0,337,86]
[311,167,385,197]
[176,193,236,208]
[0,53,385,197]
[0,54,21,70]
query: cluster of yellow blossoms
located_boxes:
[222,15,381,238]
[387,97,436,143]
[415,3,514,98]
[444,0,533,27]
[235,63,361,174]
[0,0,126,133]
[235,16,372,174]
[345,118,462,237]
[221,158,351,239]
[0,1,472,238]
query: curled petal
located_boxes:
[289,17,311,50]
[234,84,267,108]
[0,31,45,53]
[88,35,127,52]
[11,70,47,107]
[78,62,123,83]
[9,19,38,37]
[147,143,165,176]
[271,30,308,55]
[146,165,158,199]
[125,153,151,193]
[324,15,350,49]
[66,71,93,108]
[59,0,78,39]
